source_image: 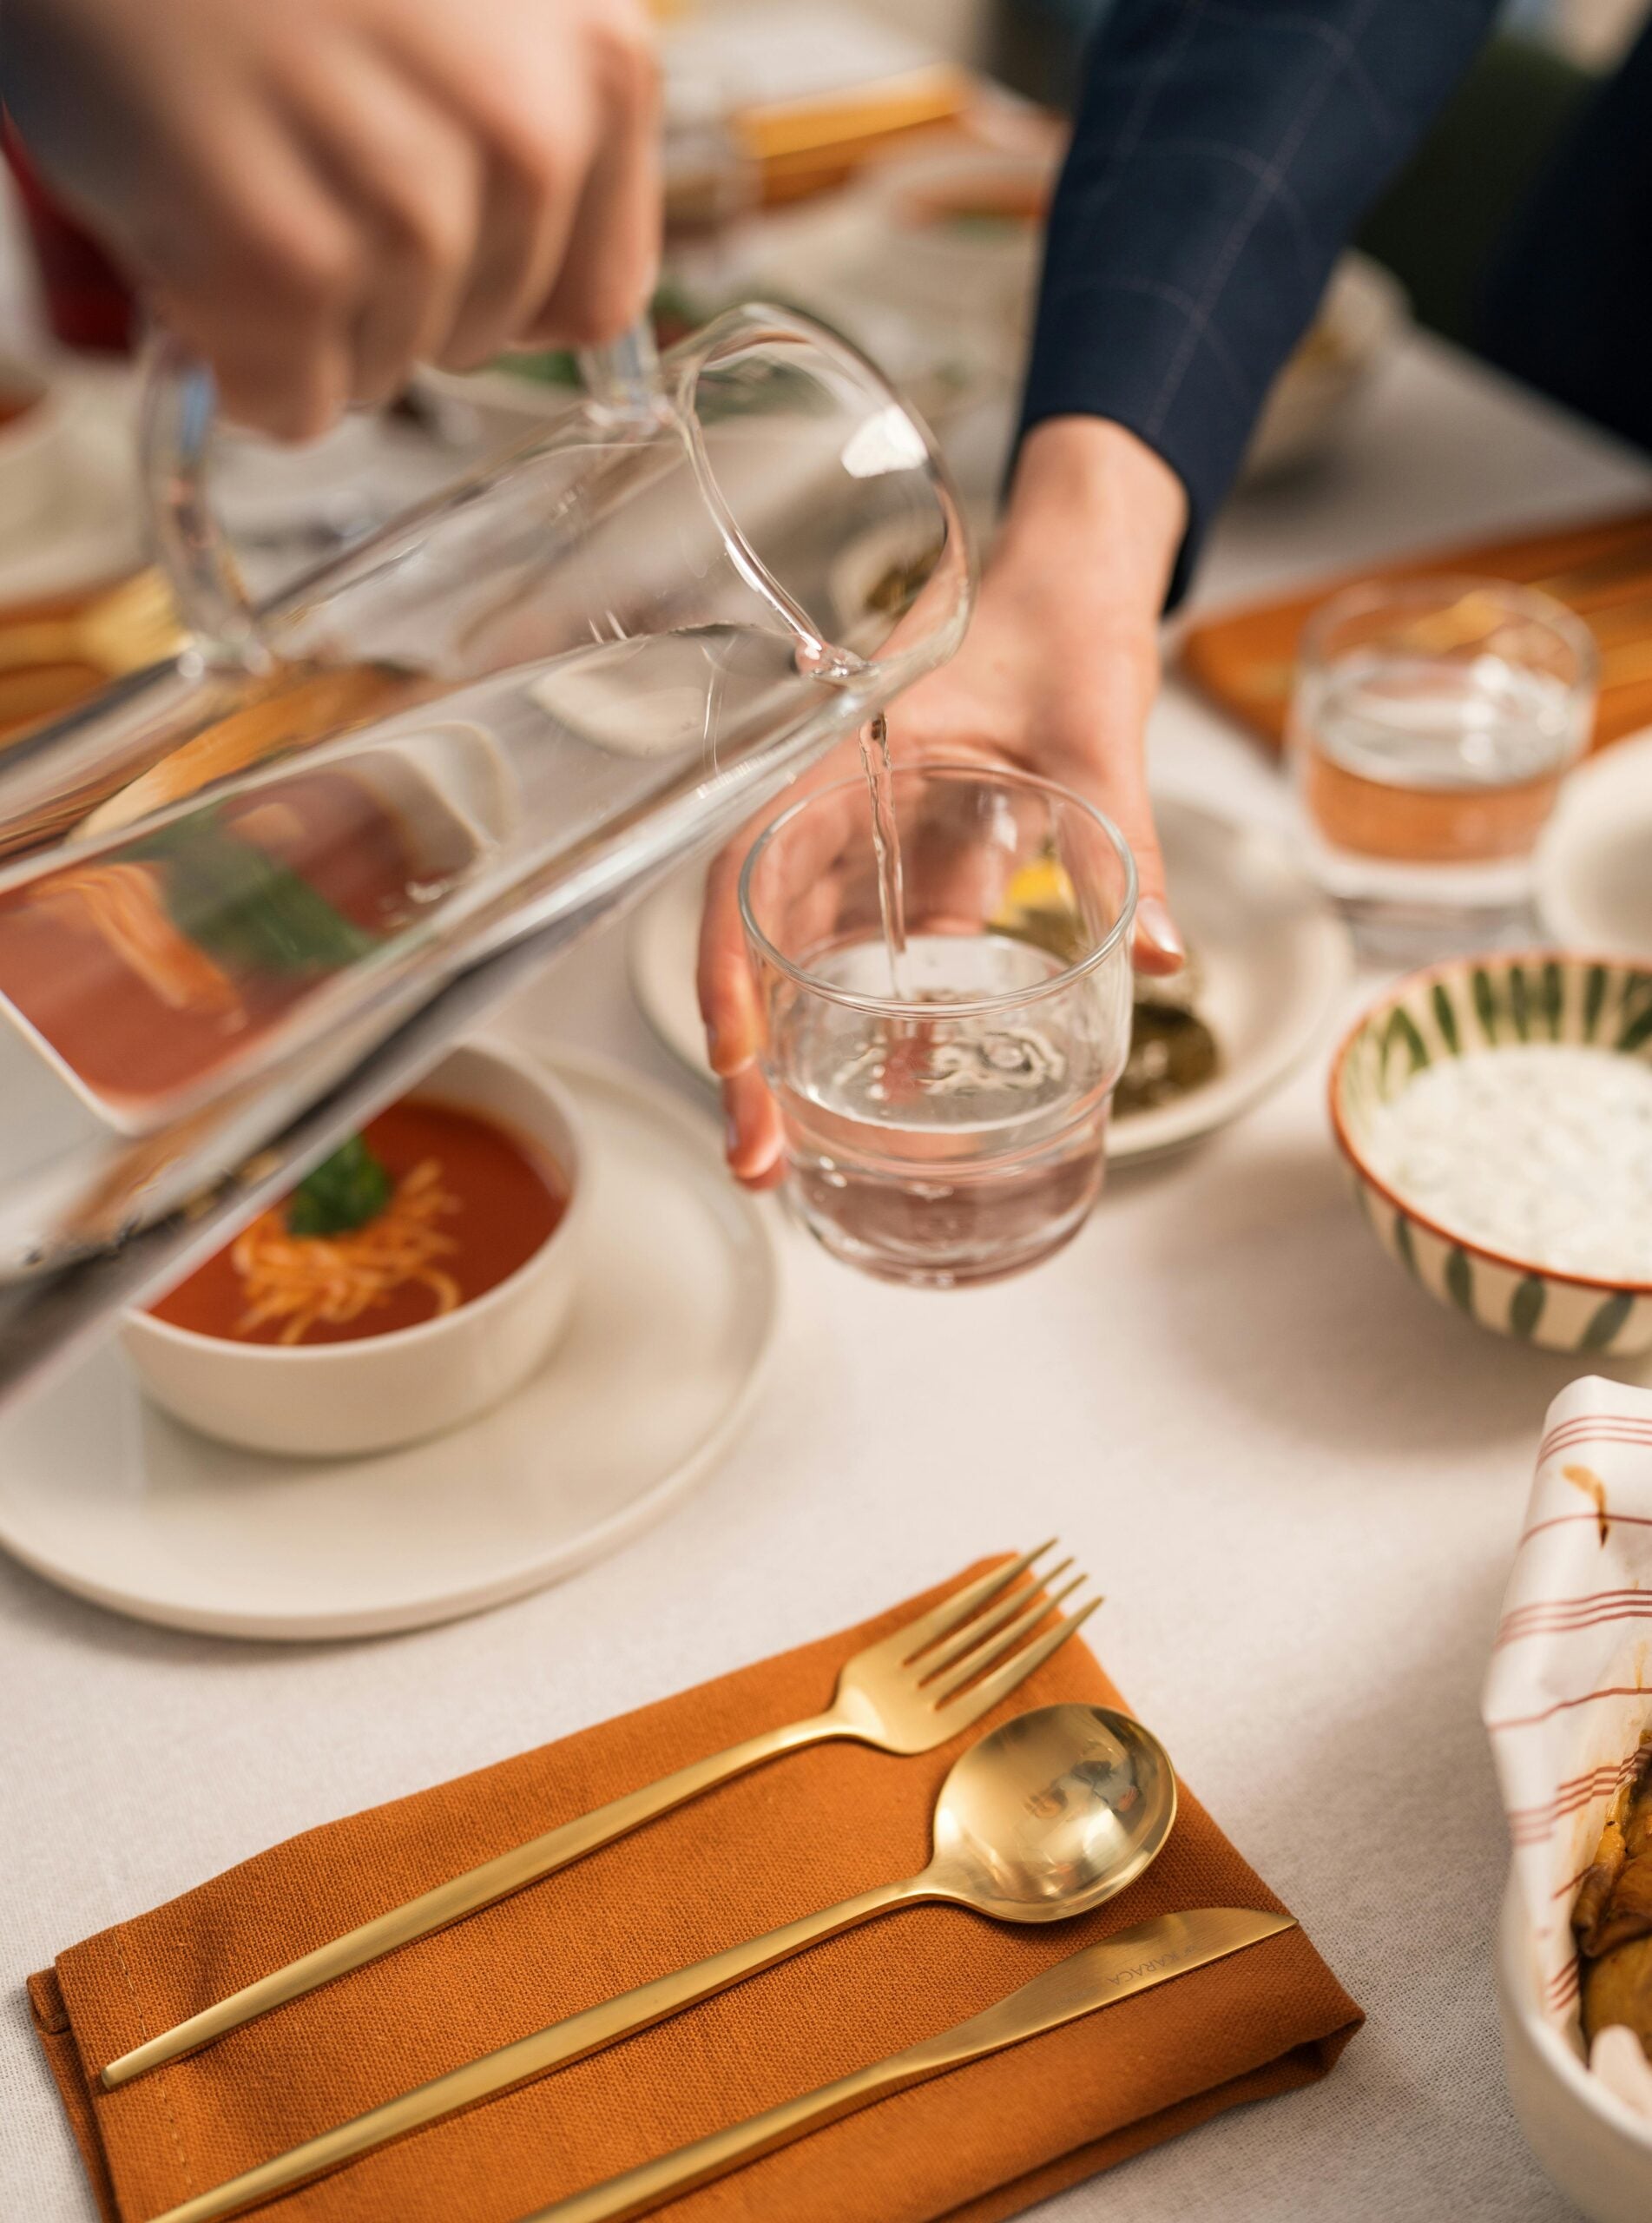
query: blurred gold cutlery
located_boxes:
[0,568,183,679]
[149,1703,1171,2223]
[520,1906,1295,2223]
[104,1544,1097,2091]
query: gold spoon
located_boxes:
[154,1704,1177,2223]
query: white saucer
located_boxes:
[1122,795,1354,1158]
[627,795,1353,1161]
[1536,727,1652,960]
[0,1048,780,1639]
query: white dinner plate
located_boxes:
[0,1048,780,1640]
[628,795,1354,1161]
[1536,727,1652,960]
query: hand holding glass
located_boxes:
[739,764,1135,1287]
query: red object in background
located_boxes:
[2,117,135,353]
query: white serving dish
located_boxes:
[0,353,69,538]
[121,1040,586,1459]
[1498,1872,1652,2223]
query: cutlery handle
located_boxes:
[103,1710,844,2091]
[522,1905,1300,2223]
[527,2039,953,2223]
[150,1876,920,2223]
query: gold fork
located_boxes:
[0,569,185,677]
[102,1545,1098,2091]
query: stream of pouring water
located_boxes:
[859,713,908,998]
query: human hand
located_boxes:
[696,415,1188,1186]
[3,0,659,436]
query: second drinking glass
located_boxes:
[1288,576,1597,957]
[740,763,1136,1288]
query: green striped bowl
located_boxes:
[1330,953,1652,1355]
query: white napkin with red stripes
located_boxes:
[1484,1375,1652,2118]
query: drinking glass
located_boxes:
[1288,576,1596,957]
[740,763,1136,1288]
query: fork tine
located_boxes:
[895,1540,1059,1664]
[926,1573,1087,1701]
[935,1596,1102,1720]
[920,1558,1074,1679]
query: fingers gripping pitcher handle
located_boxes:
[137,318,667,670]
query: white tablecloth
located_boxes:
[5,330,1652,2221]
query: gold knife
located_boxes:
[147,1908,1293,2223]
[520,1907,1298,2223]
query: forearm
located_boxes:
[1023,0,1500,604]
[997,416,1187,627]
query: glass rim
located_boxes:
[1297,571,1599,692]
[737,760,1139,1020]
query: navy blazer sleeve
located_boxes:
[1022,0,1500,602]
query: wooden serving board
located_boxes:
[1179,505,1652,755]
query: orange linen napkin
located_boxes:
[1180,505,1652,755]
[32,1564,1361,2223]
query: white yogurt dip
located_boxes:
[1364,1044,1652,1279]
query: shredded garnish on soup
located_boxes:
[37,861,243,1017]
[231,1158,462,1344]
[149,1098,566,1346]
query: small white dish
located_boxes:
[1498,1872,1652,2223]
[1241,252,1408,484]
[0,354,69,538]
[0,1048,779,1639]
[120,1041,587,1460]
[628,795,1353,1161]
[856,147,1051,340]
[0,361,142,605]
[1537,728,1652,960]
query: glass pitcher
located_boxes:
[0,307,972,1399]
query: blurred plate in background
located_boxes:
[1536,724,1652,959]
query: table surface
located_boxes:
[5,316,1652,2222]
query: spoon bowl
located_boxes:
[927,1702,1177,1922]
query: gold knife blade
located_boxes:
[520,1907,1297,2223]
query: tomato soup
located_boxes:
[149,1098,568,1346]
[0,765,446,1109]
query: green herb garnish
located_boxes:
[129,807,380,977]
[286,1135,392,1237]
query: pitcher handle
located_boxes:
[576,317,666,423]
[138,317,667,672]
[137,328,273,678]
